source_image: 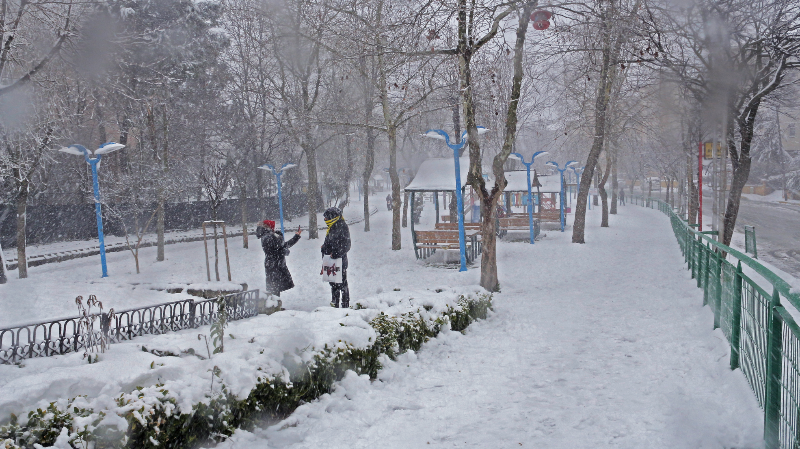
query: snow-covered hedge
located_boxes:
[1,291,492,449]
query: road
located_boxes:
[732,196,800,278]
[648,189,800,277]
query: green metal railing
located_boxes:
[746,225,758,258]
[634,196,800,449]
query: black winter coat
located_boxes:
[258,227,301,295]
[321,219,351,269]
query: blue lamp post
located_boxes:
[59,142,126,277]
[422,126,487,272]
[259,163,297,236]
[510,151,548,244]
[545,160,578,232]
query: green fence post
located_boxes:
[713,250,722,329]
[730,261,743,370]
[698,241,705,293]
[763,288,783,449]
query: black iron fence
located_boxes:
[0,290,259,364]
[0,195,308,248]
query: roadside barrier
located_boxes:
[635,195,800,449]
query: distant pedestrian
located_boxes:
[619,188,625,206]
[256,220,301,298]
[321,207,351,308]
[386,193,392,211]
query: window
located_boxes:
[789,123,797,139]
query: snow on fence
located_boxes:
[635,195,800,449]
[0,290,259,365]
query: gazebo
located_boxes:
[403,157,491,262]
[501,171,562,215]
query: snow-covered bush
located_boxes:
[0,292,492,449]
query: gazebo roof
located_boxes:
[503,171,562,193]
[404,157,491,192]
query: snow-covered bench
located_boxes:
[413,230,482,263]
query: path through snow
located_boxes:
[216,205,763,448]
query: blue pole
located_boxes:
[559,169,565,232]
[452,147,467,271]
[276,172,285,236]
[426,128,487,272]
[525,165,534,244]
[88,156,108,277]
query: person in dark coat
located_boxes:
[256,220,301,297]
[618,188,625,206]
[321,207,351,308]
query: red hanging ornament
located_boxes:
[533,20,550,30]
[530,10,552,30]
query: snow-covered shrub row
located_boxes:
[0,290,492,449]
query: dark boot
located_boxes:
[340,285,350,309]
[330,285,340,308]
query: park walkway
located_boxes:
[218,205,763,448]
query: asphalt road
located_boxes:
[732,196,800,278]
[630,189,800,277]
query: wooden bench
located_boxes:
[434,222,482,232]
[536,209,561,223]
[498,215,541,240]
[413,230,482,263]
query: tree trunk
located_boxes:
[467,0,534,291]
[156,198,165,261]
[610,144,618,214]
[362,126,375,232]
[303,140,320,239]
[572,0,640,243]
[402,190,409,227]
[387,124,402,250]
[345,133,353,207]
[212,208,220,281]
[776,107,788,200]
[722,106,759,246]
[599,156,611,227]
[157,103,168,261]
[241,185,249,249]
[15,181,28,279]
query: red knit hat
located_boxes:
[263,220,276,229]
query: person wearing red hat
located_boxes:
[256,219,302,299]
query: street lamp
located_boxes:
[545,160,578,232]
[258,163,297,236]
[422,126,488,272]
[510,151,549,244]
[59,142,126,277]
[571,166,588,210]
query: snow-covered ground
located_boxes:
[0,204,389,328]
[213,202,759,448]
[0,196,764,448]
[742,190,800,205]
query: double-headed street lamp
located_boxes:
[59,142,126,277]
[259,163,297,236]
[545,160,578,232]
[510,151,548,244]
[422,126,488,272]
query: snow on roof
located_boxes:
[404,157,491,192]
[503,171,562,193]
